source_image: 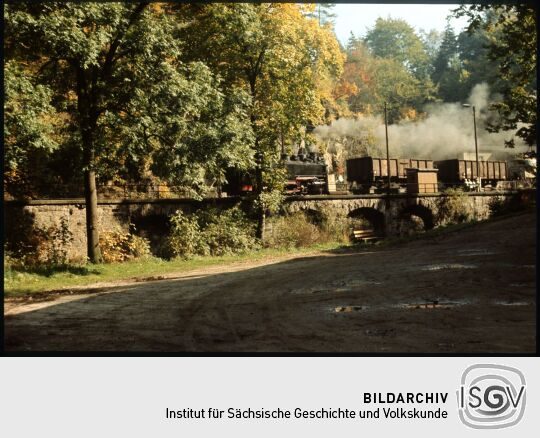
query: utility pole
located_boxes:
[384,102,391,195]
[472,105,480,191]
[462,104,481,192]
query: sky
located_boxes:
[333,3,470,45]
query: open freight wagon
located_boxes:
[346,157,434,193]
[434,159,507,187]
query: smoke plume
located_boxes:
[315,84,529,168]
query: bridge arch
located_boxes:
[348,207,385,235]
[398,204,435,234]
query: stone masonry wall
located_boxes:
[4,191,533,261]
[4,198,239,262]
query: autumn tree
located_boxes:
[4,61,60,196]
[173,3,343,238]
[344,36,433,123]
[332,18,438,123]
[5,3,253,262]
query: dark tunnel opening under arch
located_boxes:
[347,207,386,235]
[398,204,435,234]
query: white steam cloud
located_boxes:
[315,84,529,167]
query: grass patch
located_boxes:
[4,242,345,297]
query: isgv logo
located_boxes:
[457,364,526,429]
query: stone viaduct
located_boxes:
[4,190,534,261]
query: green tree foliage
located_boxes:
[456,14,505,100]
[4,61,59,193]
[4,3,253,261]
[419,29,443,65]
[364,18,432,81]
[431,24,463,102]
[173,3,343,237]
[425,11,508,105]
[454,4,537,146]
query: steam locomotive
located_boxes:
[283,152,327,195]
[223,150,328,196]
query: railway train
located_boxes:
[224,152,530,197]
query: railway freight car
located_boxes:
[434,159,507,187]
[346,157,434,193]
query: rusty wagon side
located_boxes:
[435,159,508,185]
[346,157,434,189]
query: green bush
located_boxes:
[198,208,259,256]
[265,212,322,248]
[129,234,152,259]
[437,188,473,224]
[322,214,354,244]
[167,207,353,258]
[168,211,205,258]
[167,207,259,259]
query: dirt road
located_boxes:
[4,212,536,353]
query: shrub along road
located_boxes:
[4,211,536,353]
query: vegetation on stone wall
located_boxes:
[489,191,536,217]
[437,188,474,224]
[264,211,352,249]
[4,216,74,269]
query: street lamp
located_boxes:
[462,104,481,191]
[384,102,390,194]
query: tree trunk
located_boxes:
[256,209,265,240]
[255,162,265,240]
[248,70,265,240]
[77,63,103,264]
[84,167,102,263]
[83,146,103,263]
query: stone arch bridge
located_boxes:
[4,190,534,260]
[283,192,526,235]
